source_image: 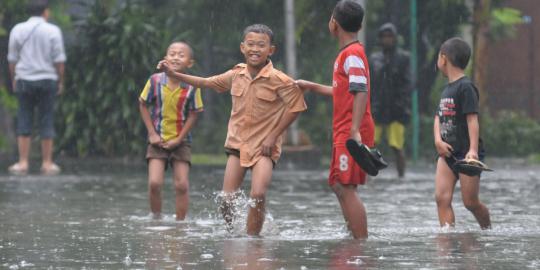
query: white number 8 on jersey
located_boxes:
[339,154,349,171]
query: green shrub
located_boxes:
[0,87,17,151]
[482,111,540,156]
[405,111,540,158]
[56,2,169,156]
[0,86,17,111]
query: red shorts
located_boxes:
[328,144,367,186]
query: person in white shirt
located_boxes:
[7,0,66,175]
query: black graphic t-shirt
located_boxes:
[436,76,483,154]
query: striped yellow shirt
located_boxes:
[140,73,203,142]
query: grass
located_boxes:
[528,154,540,164]
[191,153,228,166]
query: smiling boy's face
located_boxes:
[165,43,194,72]
[240,32,275,69]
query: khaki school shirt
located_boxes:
[198,61,307,167]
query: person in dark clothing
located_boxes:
[369,23,411,178]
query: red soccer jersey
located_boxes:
[332,41,375,146]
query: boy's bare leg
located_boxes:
[246,157,273,236]
[221,155,247,227]
[148,159,166,218]
[172,161,190,220]
[332,183,368,239]
[435,157,458,227]
[459,173,491,229]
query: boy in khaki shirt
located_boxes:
[158,24,307,235]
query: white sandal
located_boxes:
[8,163,29,176]
[41,163,61,175]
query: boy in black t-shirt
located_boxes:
[433,37,491,229]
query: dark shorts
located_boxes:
[146,142,192,168]
[443,150,485,178]
[15,79,57,138]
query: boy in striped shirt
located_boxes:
[139,42,203,220]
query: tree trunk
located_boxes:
[472,0,491,112]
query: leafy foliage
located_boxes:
[3,0,534,158]
[401,111,540,159]
[56,2,168,156]
[482,111,540,156]
[489,7,523,40]
[49,0,341,157]
[135,0,338,155]
[0,86,17,112]
[365,0,470,115]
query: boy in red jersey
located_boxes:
[297,0,374,238]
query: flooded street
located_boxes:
[1,161,540,269]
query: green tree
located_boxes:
[140,0,338,154]
[472,0,523,112]
[56,1,168,156]
[366,0,470,115]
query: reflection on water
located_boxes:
[1,163,540,269]
[327,240,372,270]
[435,232,481,270]
[222,239,281,270]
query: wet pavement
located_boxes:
[1,160,539,269]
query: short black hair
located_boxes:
[243,24,274,44]
[332,0,364,33]
[440,37,471,70]
[27,0,49,16]
[168,41,194,59]
[378,22,398,37]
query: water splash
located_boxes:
[213,190,278,236]
[123,255,132,266]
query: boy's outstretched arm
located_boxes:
[158,60,233,92]
[296,79,333,96]
[350,92,367,142]
[465,113,479,159]
[158,60,209,88]
[161,111,199,150]
[261,111,300,157]
[434,115,453,157]
[139,99,162,145]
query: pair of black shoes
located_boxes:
[345,139,388,176]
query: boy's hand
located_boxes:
[57,82,64,96]
[465,149,479,160]
[261,135,277,157]
[148,133,162,146]
[350,130,362,143]
[295,80,311,92]
[161,137,183,150]
[435,139,453,157]
[157,60,169,71]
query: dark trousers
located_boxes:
[15,79,57,139]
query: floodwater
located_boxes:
[1,160,540,269]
